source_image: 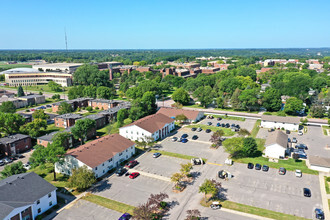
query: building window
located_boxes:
[108,158,112,162]
[137,132,139,135]
[103,170,105,173]
[126,149,128,152]
[95,167,98,170]
[48,193,51,198]
[37,200,40,204]
[49,201,52,206]
[119,152,123,156]
[126,130,128,133]
[38,208,41,213]
[102,163,104,166]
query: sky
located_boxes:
[1,0,330,49]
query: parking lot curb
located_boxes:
[318,173,330,219]
[220,207,274,220]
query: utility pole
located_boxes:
[64,28,68,51]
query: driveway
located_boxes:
[200,117,257,133]
[206,162,322,219]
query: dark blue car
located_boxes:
[119,213,132,220]
[216,123,220,127]
[181,134,188,138]
[181,138,188,143]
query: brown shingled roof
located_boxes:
[157,107,201,121]
[309,156,330,168]
[66,134,135,168]
[124,113,174,133]
[265,130,288,148]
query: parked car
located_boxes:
[288,138,291,143]
[295,144,308,150]
[279,167,286,175]
[0,160,5,166]
[207,122,212,126]
[181,138,188,143]
[286,130,290,134]
[208,115,214,119]
[23,163,31,170]
[125,160,138,169]
[153,152,161,158]
[255,163,261,170]
[262,165,269,172]
[221,123,226,127]
[15,154,24,159]
[247,163,254,169]
[46,105,52,108]
[192,135,198,140]
[9,156,16,161]
[171,137,178,142]
[119,213,132,220]
[115,168,127,176]
[292,137,297,143]
[231,123,236,128]
[210,201,221,210]
[129,172,139,179]
[298,154,307,159]
[314,208,324,219]
[197,127,203,132]
[295,169,302,178]
[4,158,12,164]
[191,158,203,165]
[268,128,274,132]
[181,134,188,138]
[298,130,303,136]
[216,123,220,127]
[191,127,197,131]
[303,188,311,197]
[39,106,46,109]
[293,148,305,154]
[225,123,230,128]
[205,129,211,133]
[235,124,240,129]
[217,117,222,121]
[30,108,35,111]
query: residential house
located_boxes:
[264,130,288,159]
[119,113,175,141]
[0,172,57,220]
[261,115,300,131]
[156,107,204,123]
[54,114,82,128]
[0,134,32,156]
[309,156,330,173]
[55,134,135,178]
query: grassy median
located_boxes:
[150,150,207,163]
[251,119,261,138]
[186,124,235,136]
[82,193,135,215]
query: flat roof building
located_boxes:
[32,63,83,73]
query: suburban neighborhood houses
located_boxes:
[1,1,330,218]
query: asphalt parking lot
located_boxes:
[134,152,190,178]
[200,117,257,133]
[208,162,322,219]
[92,174,172,206]
[0,149,33,172]
[54,199,124,220]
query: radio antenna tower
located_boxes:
[64,27,68,51]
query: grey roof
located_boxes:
[19,94,44,99]
[99,105,130,115]
[37,131,59,142]
[55,113,82,120]
[265,130,288,149]
[0,172,57,219]
[261,115,300,124]
[0,134,30,145]
[309,156,330,168]
[89,99,115,104]
[1,68,40,74]
[83,114,105,120]
[18,113,32,118]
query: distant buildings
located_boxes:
[55,134,135,178]
[32,63,83,73]
[0,172,57,220]
[54,114,82,128]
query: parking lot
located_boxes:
[92,174,173,206]
[200,117,257,133]
[0,149,33,172]
[208,162,322,219]
[54,199,124,220]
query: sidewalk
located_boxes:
[318,172,330,219]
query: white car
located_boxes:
[295,169,302,177]
[23,163,31,170]
[298,130,303,136]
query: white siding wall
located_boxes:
[265,144,286,159]
[4,204,31,220]
[261,121,299,131]
[119,125,153,141]
[310,165,330,173]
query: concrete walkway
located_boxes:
[318,172,330,219]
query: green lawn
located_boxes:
[234,157,318,175]
[322,126,329,136]
[82,193,135,215]
[4,84,69,94]
[207,114,246,121]
[325,177,330,194]
[0,63,32,70]
[186,124,235,136]
[251,120,261,138]
[45,124,65,133]
[214,107,259,114]
[97,118,132,136]
[150,149,207,162]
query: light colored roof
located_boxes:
[157,107,202,121]
[66,134,135,168]
[1,68,38,74]
[32,63,82,68]
[123,113,174,133]
[309,156,330,168]
[265,130,288,148]
[261,115,300,124]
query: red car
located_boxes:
[129,172,139,179]
[125,160,138,169]
[30,109,35,111]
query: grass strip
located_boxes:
[207,114,246,121]
[82,193,135,215]
[234,157,318,175]
[322,126,329,136]
[150,150,207,163]
[186,124,235,136]
[250,119,261,138]
[325,177,330,194]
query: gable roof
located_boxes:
[0,172,57,219]
[55,113,82,120]
[66,133,135,168]
[0,134,30,145]
[123,113,174,133]
[261,115,300,124]
[157,107,202,121]
[265,130,288,149]
[309,156,330,168]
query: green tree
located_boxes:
[141,91,157,116]
[193,86,213,108]
[97,86,115,99]
[71,118,96,145]
[222,137,244,158]
[17,85,25,97]
[310,105,325,118]
[242,137,258,157]
[57,102,73,115]
[1,161,26,179]
[199,179,221,201]
[209,130,224,146]
[180,163,193,178]
[68,86,84,100]
[68,166,96,191]
[216,97,224,108]
[239,89,259,111]
[185,209,201,220]
[52,94,61,100]
[313,77,327,91]
[0,113,25,135]
[0,101,16,113]
[237,128,250,137]
[48,81,62,92]
[175,114,188,124]
[117,108,129,126]
[231,88,242,110]
[52,132,72,149]
[302,63,309,69]
[19,118,47,137]
[262,88,282,112]
[284,97,304,115]
[171,172,184,187]
[32,109,50,120]
[74,64,110,87]
[83,85,97,98]
[172,88,190,105]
